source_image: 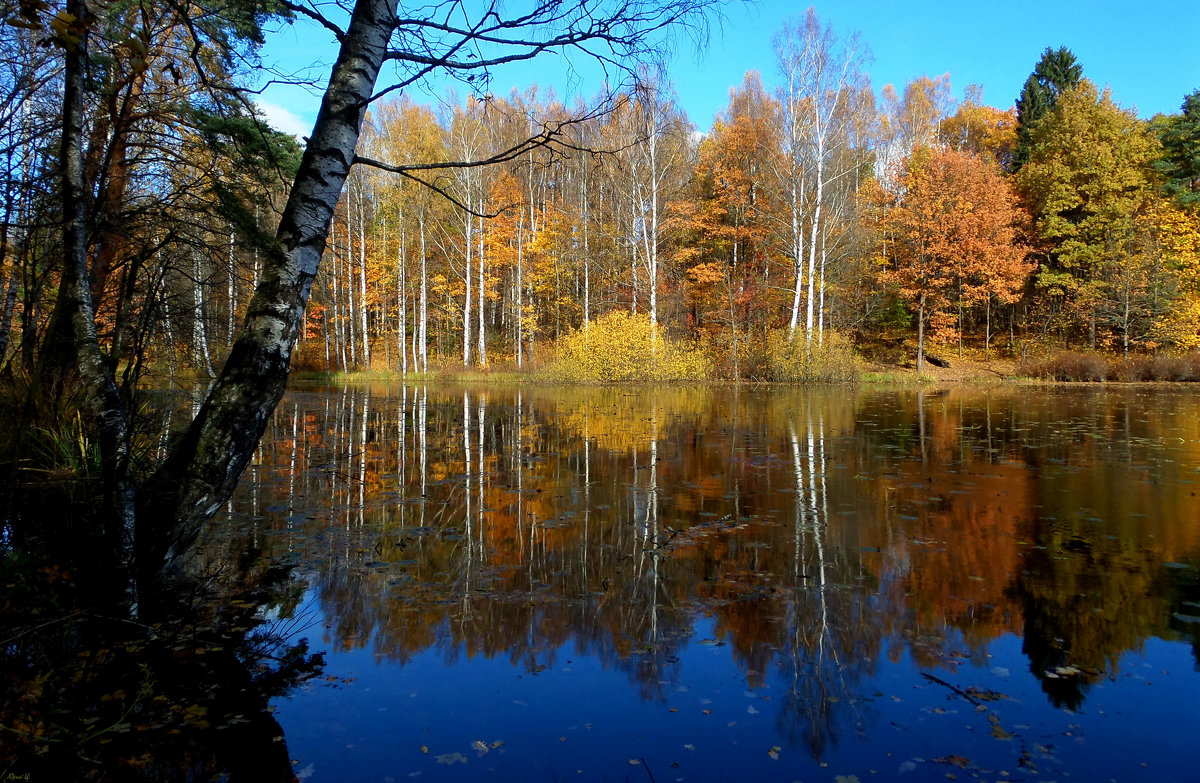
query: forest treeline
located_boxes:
[2,8,1198,382]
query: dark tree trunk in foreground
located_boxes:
[30,0,136,581]
[139,0,399,568]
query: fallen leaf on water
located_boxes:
[931,755,970,768]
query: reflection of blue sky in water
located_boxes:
[224,385,1200,781]
[277,600,1198,782]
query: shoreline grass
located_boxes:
[279,349,1200,387]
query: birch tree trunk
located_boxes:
[358,184,370,368]
[462,206,472,367]
[0,228,17,363]
[192,249,214,376]
[418,211,428,373]
[330,219,343,369]
[398,203,407,375]
[227,228,236,348]
[477,207,486,365]
[345,193,357,368]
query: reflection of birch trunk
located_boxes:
[398,385,406,483]
[419,386,427,524]
[359,390,368,528]
[917,390,927,464]
[288,404,298,517]
[649,422,659,643]
[399,385,407,528]
[516,390,524,560]
[583,414,590,585]
[985,393,992,460]
[790,422,807,585]
[463,391,472,596]
[345,390,354,531]
[478,394,486,558]
[811,415,831,668]
[786,403,845,753]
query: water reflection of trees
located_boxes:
[857,387,1200,707]
[224,384,1200,754]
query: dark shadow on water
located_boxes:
[0,530,323,781]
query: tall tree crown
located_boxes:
[1013,46,1083,170]
[1153,89,1200,209]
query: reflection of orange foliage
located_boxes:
[225,385,1200,706]
[886,459,1029,647]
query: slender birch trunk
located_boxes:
[358,185,370,368]
[463,205,472,367]
[398,204,407,375]
[192,249,214,376]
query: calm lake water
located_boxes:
[213,384,1200,782]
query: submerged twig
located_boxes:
[921,672,982,706]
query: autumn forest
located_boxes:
[3,7,1199,384]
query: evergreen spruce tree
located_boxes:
[1153,89,1200,209]
[1013,46,1083,171]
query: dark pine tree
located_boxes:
[1012,46,1083,171]
[1153,89,1200,209]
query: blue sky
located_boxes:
[254,0,1200,137]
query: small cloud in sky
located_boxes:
[254,100,311,139]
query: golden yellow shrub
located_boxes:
[545,311,709,382]
[766,329,859,383]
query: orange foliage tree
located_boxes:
[872,147,1031,369]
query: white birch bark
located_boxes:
[358,183,370,368]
